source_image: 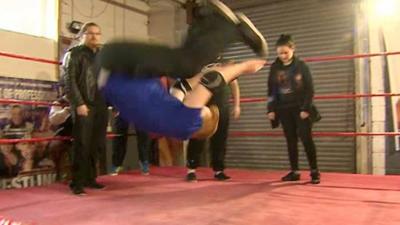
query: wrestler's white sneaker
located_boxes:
[236,12,268,58]
[208,1,268,58]
[208,0,240,25]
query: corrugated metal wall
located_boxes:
[224,0,356,172]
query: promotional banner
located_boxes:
[0,76,67,189]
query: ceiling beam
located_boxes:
[99,0,149,16]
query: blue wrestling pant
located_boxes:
[102,74,203,140]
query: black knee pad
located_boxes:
[173,79,192,95]
[200,71,226,94]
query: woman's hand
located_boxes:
[300,111,310,119]
[267,112,275,120]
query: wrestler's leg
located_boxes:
[98,1,267,79]
[98,1,240,79]
[184,59,266,139]
[183,59,266,108]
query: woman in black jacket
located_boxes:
[267,35,320,184]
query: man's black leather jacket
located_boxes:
[64,45,100,107]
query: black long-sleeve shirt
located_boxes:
[267,56,314,113]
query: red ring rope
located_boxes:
[0,51,60,65]
[0,133,136,144]
[0,99,62,106]
[1,93,399,107]
[237,93,400,103]
[0,131,398,144]
[1,50,400,66]
[303,51,400,63]
[230,131,400,137]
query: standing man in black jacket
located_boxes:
[65,22,108,195]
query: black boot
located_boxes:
[310,170,320,184]
[70,182,87,196]
[186,172,198,182]
[85,181,106,189]
[281,171,301,181]
[214,171,231,181]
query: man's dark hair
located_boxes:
[76,22,100,38]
